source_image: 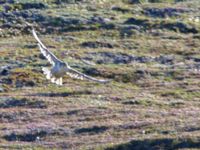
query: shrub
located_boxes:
[123,0,187,4]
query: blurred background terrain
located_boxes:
[0,0,200,149]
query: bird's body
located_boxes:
[32,28,110,85]
[42,62,66,85]
[51,62,67,78]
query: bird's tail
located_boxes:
[42,67,63,86]
[50,77,62,86]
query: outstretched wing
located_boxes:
[32,28,62,65]
[66,66,110,83]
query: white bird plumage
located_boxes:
[32,28,110,85]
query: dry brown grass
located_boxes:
[0,0,200,149]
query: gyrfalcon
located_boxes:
[32,28,110,85]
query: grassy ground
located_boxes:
[0,0,200,149]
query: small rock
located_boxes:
[0,0,6,4]
[21,3,46,10]
[0,98,47,109]
[124,17,149,26]
[25,80,35,87]
[84,52,155,64]
[74,126,109,134]
[81,41,114,49]
[2,78,12,85]
[125,0,142,4]
[15,80,23,88]
[119,25,140,37]
[111,6,130,13]
[122,100,140,105]
[144,7,190,18]
[3,5,12,12]
[161,21,198,34]
[7,0,14,4]
[3,127,69,142]
[0,66,10,76]
[89,16,110,24]
[83,68,100,76]
[155,55,174,64]
[3,131,47,142]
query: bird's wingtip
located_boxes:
[99,79,112,84]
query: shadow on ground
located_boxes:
[106,138,200,150]
[0,98,47,108]
[26,90,93,97]
[75,126,109,135]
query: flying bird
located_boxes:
[32,28,110,85]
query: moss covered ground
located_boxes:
[0,0,200,149]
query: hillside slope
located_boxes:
[0,0,200,149]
